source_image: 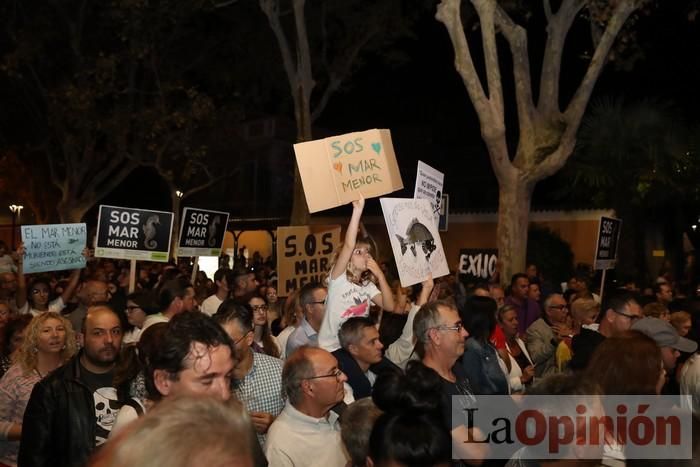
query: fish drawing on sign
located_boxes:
[395,218,437,261]
[143,215,160,250]
[207,215,220,247]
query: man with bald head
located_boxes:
[20,306,123,467]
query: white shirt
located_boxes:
[277,326,296,360]
[140,313,169,336]
[265,402,347,467]
[318,274,379,352]
[681,354,700,415]
[17,297,65,317]
[384,303,421,369]
[200,294,224,316]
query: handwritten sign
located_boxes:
[276,225,341,295]
[177,207,229,257]
[21,223,86,274]
[380,198,449,287]
[594,216,622,270]
[294,129,403,213]
[413,161,445,227]
[458,248,498,283]
[95,205,174,262]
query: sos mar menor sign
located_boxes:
[177,207,229,257]
[276,225,341,295]
[95,205,174,262]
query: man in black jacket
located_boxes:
[333,317,399,400]
[19,305,123,467]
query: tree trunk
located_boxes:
[497,176,533,284]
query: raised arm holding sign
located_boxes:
[317,196,394,353]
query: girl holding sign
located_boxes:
[318,195,394,352]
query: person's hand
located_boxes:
[366,257,382,277]
[520,365,535,384]
[551,323,573,340]
[250,411,275,434]
[351,193,365,211]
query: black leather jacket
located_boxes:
[18,353,109,467]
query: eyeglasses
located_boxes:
[251,304,269,313]
[433,322,463,333]
[613,309,641,321]
[306,368,344,381]
[548,304,568,311]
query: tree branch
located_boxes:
[473,0,504,120]
[435,0,492,127]
[493,4,535,143]
[182,167,241,200]
[260,0,299,95]
[538,0,586,114]
[543,0,553,22]
[564,0,637,134]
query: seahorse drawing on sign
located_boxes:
[208,215,221,247]
[143,215,160,250]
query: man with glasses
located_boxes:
[286,282,328,357]
[412,299,488,464]
[213,300,284,447]
[570,292,642,371]
[526,293,573,379]
[265,346,348,467]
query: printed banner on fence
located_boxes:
[177,207,229,257]
[413,160,444,227]
[95,205,174,262]
[380,198,449,287]
[21,223,86,274]
[294,129,403,213]
[276,225,341,296]
[458,248,498,284]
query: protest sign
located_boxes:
[177,207,230,257]
[294,129,403,213]
[276,225,341,296]
[21,223,86,274]
[95,205,174,262]
[458,248,498,284]
[413,161,444,227]
[594,216,622,270]
[380,198,449,287]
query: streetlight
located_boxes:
[175,190,184,198]
[8,205,23,248]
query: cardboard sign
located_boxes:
[458,248,498,284]
[414,161,444,227]
[276,225,341,296]
[95,205,174,262]
[177,208,230,257]
[380,198,449,287]
[594,216,622,270]
[21,223,86,274]
[294,129,403,213]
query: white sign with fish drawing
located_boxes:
[380,198,450,287]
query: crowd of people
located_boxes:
[0,199,699,467]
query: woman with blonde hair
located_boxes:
[0,312,76,466]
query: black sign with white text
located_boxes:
[458,248,498,283]
[95,205,174,262]
[594,216,622,270]
[177,207,229,257]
